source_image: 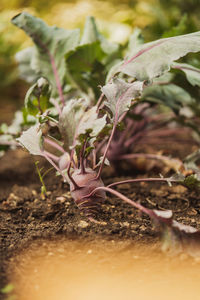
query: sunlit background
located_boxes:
[1,0,200,100]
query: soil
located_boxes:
[1,140,200,299]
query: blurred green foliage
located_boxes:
[1,0,200,102]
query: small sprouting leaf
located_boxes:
[120,31,200,81]
[17,124,43,155]
[183,174,200,190]
[12,12,80,92]
[172,62,200,87]
[1,283,14,294]
[142,84,194,114]
[15,47,38,83]
[25,77,52,116]
[59,98,88,149]
[102,78,143,120]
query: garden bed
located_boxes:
[1,145,200,298]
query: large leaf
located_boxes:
[12,12,80,92]
[172,62,200,87]
[59,98,88,149]
[15,47,38,83]
[17,124,43,156]
[25,77,52,116]
[102,78,143,120]
[142,84,194,113]
[120,31,200,81]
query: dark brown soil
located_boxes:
[1,144,200,298]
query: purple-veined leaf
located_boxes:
[17,124,43,156]
[172,62,200,87]
[102,78,143,120]
[120,31,200,81]
[12,12,80,93]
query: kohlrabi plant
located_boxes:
[1,12,200,251]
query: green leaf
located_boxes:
[102,78,143,120]
[59,98,88,149]
[142,84,194,113]
[172,62,200,87]
[25,77,52,116]
[12,12,80,92]
[120,31,200,81]
[17,124,43,156]
[126,27,144,59]
[183,174,200,190]
[15,47,38,83]
[80,15,119,63]
[1,283,14,294]
[67,42,104,73]
[80,16,99,45]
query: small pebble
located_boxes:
[120,221,130,227]
[32,190,37,196]
[78,220,89,228]
[187,208,198,216]
[56,196,66,203]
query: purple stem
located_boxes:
[122,41,164,67]
[44,137,65,153]
[106,177,179,189]
[90,187,157,218]
[48,52,65,108]
[172,64,200,74]
[96,92,105,110]
[124,130,147,148]
[43,150,60,162]
[96,117,118,178]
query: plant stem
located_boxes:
[96,118,118,178]
[35,161,47,195]
[79,140,87,174]
[44,137,65,153]
[43,150,60,162]
[107,177,179,189]
[96,92,105,110]
[48,52,65,108]
[90,186,171,224]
